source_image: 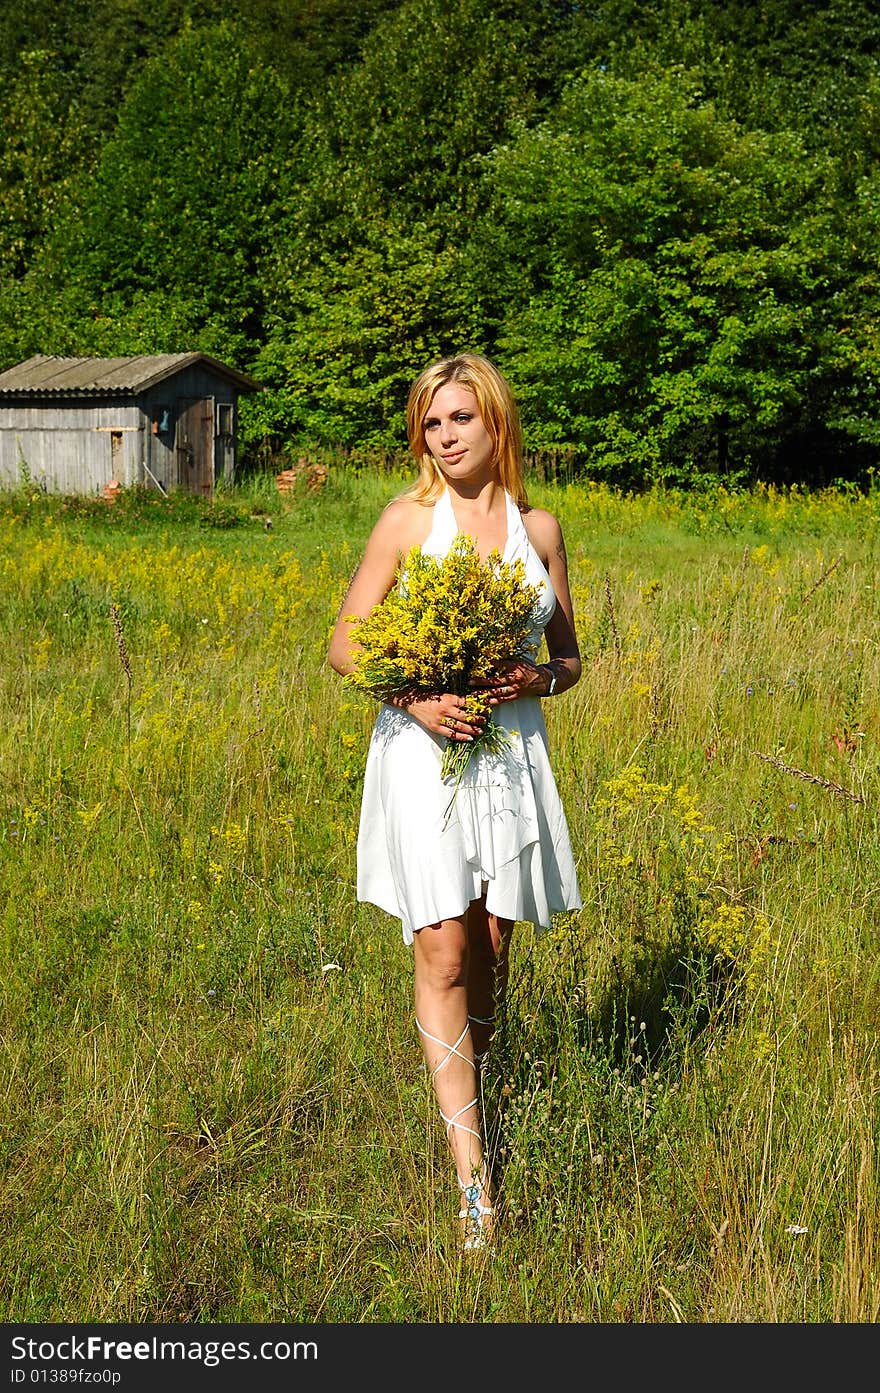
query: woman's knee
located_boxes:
[413,921,468,990]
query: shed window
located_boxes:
[151,405,171,435]
[217,402,234,437]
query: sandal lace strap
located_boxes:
[416,1018,471,1077]
[415,1017,481,1144]
[467,1012,495,1065]
[440,1096,480,1146]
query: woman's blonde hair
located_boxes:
[402,353,528,507]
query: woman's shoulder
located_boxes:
[371,494,435,551]
[520,502,564,547]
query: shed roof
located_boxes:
[0,353,261,397]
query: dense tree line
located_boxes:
[1,0,878,486]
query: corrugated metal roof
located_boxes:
[0,353,261,396]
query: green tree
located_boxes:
[0,49,88,281]
[542,0,880,138]
[36,20,301,364]
[814,72,880,462]
[0,48,94,368]
[473,65,840,484]
[253,0,553,448]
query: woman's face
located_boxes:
[423,383,495,482]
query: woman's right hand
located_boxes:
[394,691,486,743]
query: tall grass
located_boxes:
[0,471,877,1322]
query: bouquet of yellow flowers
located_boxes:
[344,533,541,794]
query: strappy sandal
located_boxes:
[458,1171,494,1252]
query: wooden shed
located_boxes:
[0,353,261,498]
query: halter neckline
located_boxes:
[436,487,522,564]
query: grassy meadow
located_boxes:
[1,467,878,1324]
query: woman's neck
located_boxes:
[445,479,509,561]
[444,474,504,513]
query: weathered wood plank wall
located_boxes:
[0,402,142,493]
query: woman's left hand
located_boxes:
[472,659,548,705]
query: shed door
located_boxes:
[176,397,214,496]
[110,431,123,479]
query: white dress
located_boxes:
[356,487,583,945]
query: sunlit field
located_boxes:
[1,469,877,1323]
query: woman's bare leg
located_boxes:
[412,916,483,1187]
[466,896,514,1063]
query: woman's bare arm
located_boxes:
[536,509,581,694]
[479,508,581,703]
[327,503,411,676]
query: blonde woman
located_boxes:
[328,353,581,1250]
